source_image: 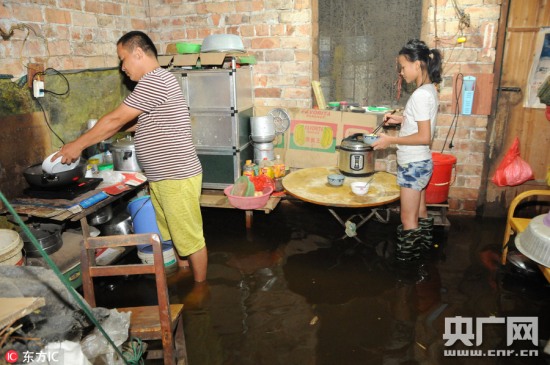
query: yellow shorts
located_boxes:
[148,175,206,257]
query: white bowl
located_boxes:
[350,182,370,196]
[42,152,80,174]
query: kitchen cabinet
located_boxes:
[170,64,254,189]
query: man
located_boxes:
[55,31,208,283]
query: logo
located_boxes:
[443,316,539,357]
[5,350,18,363]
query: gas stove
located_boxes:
[24,178,103,200]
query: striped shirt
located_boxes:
[124,68,202,181]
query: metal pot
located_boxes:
[98,211,133,236]
[88,205,113,226]
[20,223,63,257]
[336,133,375,177]
[23,160,86,188]
[110,135,142,172]
[250,115,275,143]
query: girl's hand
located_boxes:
[383,113,403,126]
[371,133,393,150]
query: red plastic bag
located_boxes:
[491,137,534,186]
[249,175,275,192]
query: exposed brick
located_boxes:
[251,37,281,49]
[255,87,282,98]
[102,2,122,15]
[131,18,147,30]
[279,9,310,23]
[254,24,270,36]
[204,2,235,14]
[282,87,311,99]
[58,0,82,10]
[264,49,294,62]
[13,6,44,22]
[72,12,97,27]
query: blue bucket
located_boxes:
[128,196,172,251]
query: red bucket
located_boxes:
[426,152,457,204]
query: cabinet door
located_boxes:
[190,108,252,148]
[180,67,253,112]
[196,143,254,189]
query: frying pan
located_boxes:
[23,160,86,188]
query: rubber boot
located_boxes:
[418,216,434,251]
[395,225,422,262]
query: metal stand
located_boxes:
[328,207,391,242]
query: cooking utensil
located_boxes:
[23,160,87,188]
[110,135,142,172]
[98,210,133,236]
[369,109,397,135]
[88,205,113,226]
[20,223,63,257]
[336,133,375,177]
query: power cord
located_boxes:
[32,67,70,145]
[441,73,463,152]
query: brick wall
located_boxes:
[0,0,503,214]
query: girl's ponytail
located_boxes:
[428,48,443,84]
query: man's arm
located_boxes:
[55,103,142,163]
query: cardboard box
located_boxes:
[158,52,253,68]
[255,107,377,169]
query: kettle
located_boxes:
[336,133,375,177]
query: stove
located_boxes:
[24,178,103,200]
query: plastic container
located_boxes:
[137,243,177,274]
[127,196,172,250]
[243,160,255,178]
[0,229,24,266]
[339,101,349,112]
[259,158,274,179]
[273,155,286,178]
[224,186,273,210]
[426,153,457,204]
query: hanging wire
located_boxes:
[34,68,70,96]
[0,191,131,365]
[440,73,463,153]
[35,98,66,145]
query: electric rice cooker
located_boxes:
[337,133,375,177]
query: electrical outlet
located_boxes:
[33,80,44,98]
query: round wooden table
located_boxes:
[283,167,400,241]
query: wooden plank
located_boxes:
[451,73,494,115]
[0,297,46,329]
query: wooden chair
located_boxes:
[501,190,550,281]
[80,233,187,365]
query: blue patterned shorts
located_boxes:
[397,159,433,191]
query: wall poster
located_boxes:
[525,27,550,108]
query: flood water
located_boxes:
[97,199,550,365]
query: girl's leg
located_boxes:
[400,187,422,230]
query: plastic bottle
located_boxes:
[103,150,113,165]
[243,160,255,178]
[259,157,274,179]
[273,155,286,178]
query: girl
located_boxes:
[372,39,442,261]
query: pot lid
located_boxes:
[111,135,135,148]
[340,135,371,151]
[21,223,62,241]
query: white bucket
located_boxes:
[0,229,25,266]
[137,243,177,274]
[253,142,274,164]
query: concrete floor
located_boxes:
[97,199,550,365]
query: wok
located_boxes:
[23,160,86,188]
